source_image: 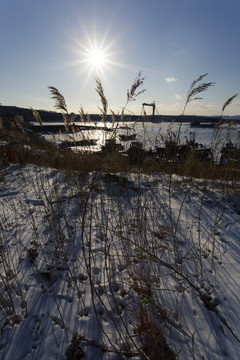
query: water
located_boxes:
[43,121,240,153]
[120,121,240,150]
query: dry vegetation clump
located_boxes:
[168,154,240,181]
[0,115,55,166]
[1,113,240,181]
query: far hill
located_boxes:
[0,105,239,123]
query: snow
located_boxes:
[0,164,240,359]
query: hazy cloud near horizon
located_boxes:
[165,77,178,83]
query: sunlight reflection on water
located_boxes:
[43,121,240,152]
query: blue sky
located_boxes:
[1,0,240,115]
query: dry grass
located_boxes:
[48,86,68,113]
[95,76,108,123]
[1,117,240,182]
[221,93,238,116]
[184,73,215,111]
[176,73,215,144]
[31,107,43,127]
[126,71,146,106]
[48,86,75,132]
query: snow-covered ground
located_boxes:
[0,164,240,359]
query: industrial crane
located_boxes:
[142,101,156,118]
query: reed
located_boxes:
[48,86,72,132]
[126,70,146,106]
[176,73,215,144]
[221,93,238,116]
[31,108,42,127]
[212,94,239,164]
[48,86,68,113]
[183,73,215,113]
[78,106,85,122]
[95,76,108,123]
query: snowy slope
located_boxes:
[0,164,239,359]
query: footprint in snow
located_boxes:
[78,307,90,317]
[95,285,105,296]
[110,281,121,293]
[79,273,88,282]
[92,267,101,275]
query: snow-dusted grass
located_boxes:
[0,163,240,359]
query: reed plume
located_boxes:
[48,86,68,113]
[176,73,215,143]
[126,71,146,105]
[79,106,86,122]
[95,76,108,122]
[183,73,215,114]
[221,94,238,116]
[31,108,42,127]
[212,94,238,150]
[48,86,70,131]
[121,70,146,126]
[109,109,116,127]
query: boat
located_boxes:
[118,134,137,141]
[59,139,97,148]
[190,120,215,128]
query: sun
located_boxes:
[66,22,125,79]
[71,39,112,79]
[87,47,106,70]
[66,24,132,83]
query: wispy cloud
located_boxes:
[175,94,182,100]
[165,77,178,83]
[233,100,240,107]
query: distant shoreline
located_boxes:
[1,105,240,124]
